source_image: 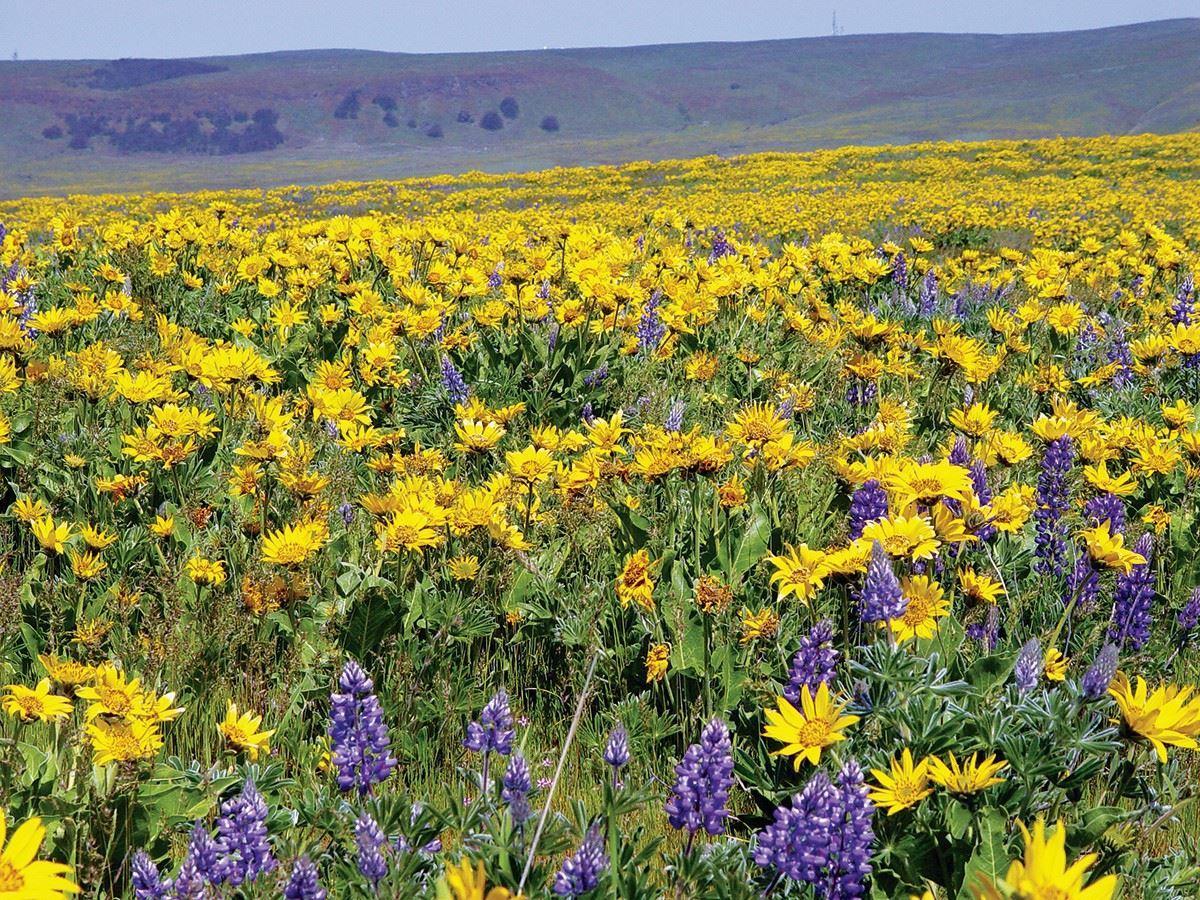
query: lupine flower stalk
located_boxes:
[859,541,907,625]
[665,717,734,839]
[212,780,276,887]
[329,660,397,796]
[1034,436,1074,575]
[847,480,888,540]
[552,825,609,897]
[1109,533,1155,649]
[784,620,840,704]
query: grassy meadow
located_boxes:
[0,133,1199,897]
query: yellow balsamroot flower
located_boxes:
[454,419,506,454]
[739,606,779,644]
[970,818,1116,900]
[927,752,1007,795]
[0,809,80,898]
[150,515,175,538]
[1079,521,1146,573]
[958,567,1004,605]
[261,522,325,567]
[1043,648,1069,681]
[616,549,655,612]
[219,701,275,761]
[85,718,164,765]
[447,555,481,581]
[889,576,950,643]
[726,401,789,451]
[861,514,939,561]
[763,683,859,770]
[868,748,934,815]
[76,665,143,721]
[38,654,95,689]
[885,460,974,513]
[505,445,556,486]
[185,555,227,586]
[1107,672,1200,763]
[375,509,445,554]
[948,402,997,437]
[767,543,830,604]
[12,496,51,523]
[79,524,117,550]
[68,549,107,580]
[1081,461,1137,496]
[30,515,72,554]
[2,679,73,722]
[645,643,670,684]
[436,857,513,900]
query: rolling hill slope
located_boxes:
[2,18,1199,197]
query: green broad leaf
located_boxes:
[612,503,650,552]
[964,650,1017,693]
[958,808,1009,900]
[403,578,430,635]
[336,568,362,597]
[670,615,706,675]
[1072,805,1128,846]
[729,503,772,582]
[945,799,973,839]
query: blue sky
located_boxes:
[7,0,1200,59]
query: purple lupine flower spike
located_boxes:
[284,856,327,900]
[1081,644,1119,701]
[1084,493,1126,534]
[1066,550,1101,614]
[664,399,685,432]
[785,620,840,704]
[847,480,888,540]
[824,760,875,899]
[603,725,630,771]
[212,780,276,887]
[918,269,938,318]
[1109,533,1155,649]
[1034,436,1074,575]
[858,541,906,624]
[130,851,171,899]
[1178,588,1200,638]
[636,290,666,354]
[329,660,397,796]
[665,717,734,837]
[464,689,515,756]
[1013,638,1042,695]
[1171,273,1194,325]
[440,355,470,404]
[754,770,835,884]
[502,753,534,824]
[553,824,609,897]
[355,811,389,889]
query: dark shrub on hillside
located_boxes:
[539,115,559,132]
[425,123,443,138]
[42,125,63,140]
[406,118,417,129]
[63,113,108,149]
[73,106,286,155]
[383,112,398,127]
[372,95,397,112]
[480,111,504,131]
[333,90,361,119]
[86,58,226,90]
[499,96,520,119]
[456,110,474,123]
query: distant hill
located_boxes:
[3,18,1200,198]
